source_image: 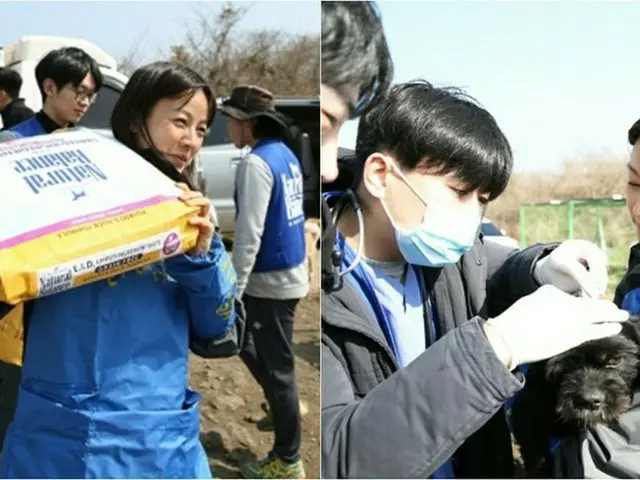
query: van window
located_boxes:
[78,85,120,129]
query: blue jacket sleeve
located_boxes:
[164,233,237,339]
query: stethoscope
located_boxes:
[325,189,366,292]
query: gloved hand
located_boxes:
[483,285,628,370]
[533,239,608,298]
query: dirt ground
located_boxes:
[189,249,321,478]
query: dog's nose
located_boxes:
[581,391,606,409]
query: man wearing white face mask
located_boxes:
[320,80,628,479]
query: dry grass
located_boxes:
[488,156,635,293]
[489,156,628,237]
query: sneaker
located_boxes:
[241,455,305,479]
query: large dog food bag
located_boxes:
[0,128,201,304]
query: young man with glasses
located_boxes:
[9,46,102,137]
[0,45,102,450]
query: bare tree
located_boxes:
[170,2,319,96]
[115,2,319,97]
[117,30,149,76]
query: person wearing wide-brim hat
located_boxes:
[219,84,290,125]
[221,84,308,479]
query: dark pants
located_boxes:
[239,295,301,463]
[0,361,21,453]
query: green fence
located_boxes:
[518,197,635,294]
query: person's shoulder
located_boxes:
[9,116,39,137]
[13,100,35,118]
[239,153,273,183]
[7,118,30,135]
[244,151,269,167]
[614,244,640,308]
[322,276,377,329]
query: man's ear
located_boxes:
[361,152,391,200]
[41,78,57,98]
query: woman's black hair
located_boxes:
[355,79,513,201]
[111,61,216,191]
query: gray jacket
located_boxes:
[550,393,640,478]
[232,152,308,300]
[321,236,557,479]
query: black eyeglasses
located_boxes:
[65,85,98,105]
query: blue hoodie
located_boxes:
[0,234,237,478]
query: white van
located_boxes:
[0,35,128,131]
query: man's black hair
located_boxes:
[322,1,393,117]
[35,46,103,102]
[629,118,640,145]
[0,68,23,99]
[355,79,513,201]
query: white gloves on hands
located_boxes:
[484,285,629,370]
[533,239,608,298]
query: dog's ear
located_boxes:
[621,315,640,346]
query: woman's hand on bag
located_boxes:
[176,183,214,256]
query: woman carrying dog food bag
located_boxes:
[0,62,239,478]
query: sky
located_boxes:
[337,1,640,174]
[0,0,319,63]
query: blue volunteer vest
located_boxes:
[235,138,306,273]
[10,116,47,137]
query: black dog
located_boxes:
[511,317,640,478]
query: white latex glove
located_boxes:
[483,285,628,370]
[533,239,608,298]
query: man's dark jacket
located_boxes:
[0,99,34,130]
[321,232,557,479]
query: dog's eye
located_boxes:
[606,357,622,369]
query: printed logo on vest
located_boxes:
[282,162,304,225]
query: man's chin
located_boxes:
[71,112,87,123]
